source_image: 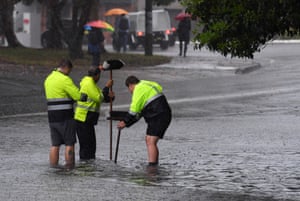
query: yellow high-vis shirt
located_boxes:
[129,80,163,115]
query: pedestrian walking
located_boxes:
[117,75,172,166]
[88,27,105,66]
[44,59,87,169]
[117,14,130,52]
[75,66,114,161]
[177,16,191,57]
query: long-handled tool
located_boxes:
[107,111,128,163]
[102,60,125,160]
[114,128,121,163]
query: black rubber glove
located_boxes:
[80,93,88,102]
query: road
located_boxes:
[0,42,300,201]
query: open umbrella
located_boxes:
[85,20,114,32]
[175,12,191,21]
[104,8,128,16]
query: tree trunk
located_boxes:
[68,36,83,59]
[0,2,23,47]
[66,1,91,59]
[45,0,92,59]
[45,0,67,48]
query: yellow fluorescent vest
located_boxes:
[44,70,81,107]
[130,80,163,115]
[75,76,104,122]
[44,70,81,100]
[44,70,81,122]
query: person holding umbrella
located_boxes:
[177,14,191,57]
[85,20,114,65]
[117,13,130,52]
[87,27,105,66]
[117,75,172,166]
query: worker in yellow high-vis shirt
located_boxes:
[44,59,87,169]
[117,75,172,166]
[75,66,114,161]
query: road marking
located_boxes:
[1,86,300,119]
[168,86,300,104]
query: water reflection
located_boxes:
[2,116,300,201]
[46,159,172,187]
[42,155,300,201]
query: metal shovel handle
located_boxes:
[114,129,122,163]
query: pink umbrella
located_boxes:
[175,12,191,21]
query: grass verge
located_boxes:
[0,47,171,68]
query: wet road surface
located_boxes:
[1,43,300,200]
[1,113,299,201]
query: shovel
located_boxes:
[102,59,125,160]
[107,111,128,163]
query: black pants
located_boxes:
[118,32,128,52]
[179,40,189,56]
[76,121,96,160]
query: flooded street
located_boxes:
[1,112,300,201]
[1,43,300,200]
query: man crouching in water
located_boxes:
[117,75,172,166]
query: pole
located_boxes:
[109,69,113,160]
[144,0,153,56]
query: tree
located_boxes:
[66,0,94,59]
[0,0,23,47]
[182,0,300,58]
[44,0,92,59]
[1,0,92,59]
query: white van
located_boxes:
[127,9,174,50]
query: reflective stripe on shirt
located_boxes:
[47,98,73,111]
[47,104,73,111]
[76,104,99,112]
[144,93,163,108]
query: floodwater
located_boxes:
[1,43,300,200]
[0,112,299,201]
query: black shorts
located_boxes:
[146,111,172,139]
[49,119,76,146]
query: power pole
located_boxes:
[144,0,152,56]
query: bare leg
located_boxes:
[145,135,160,164]
[65,145,75,168]
[49,146,60,167]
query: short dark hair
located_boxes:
[58,59,73,69]
[125,75,140,87]
[88,66,101,76]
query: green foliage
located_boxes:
[182,0,300,58]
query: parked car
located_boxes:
[41,29,64,48]
[113,9,174,50]
[169,26,176,46]
[41,19,86,48]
